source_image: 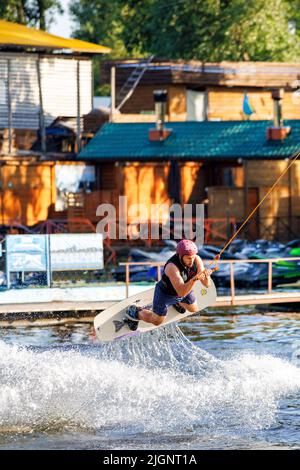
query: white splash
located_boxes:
[0,325,299,434]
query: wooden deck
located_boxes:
[0,291,299,315]
[0,301,116,326]
[0,257,299,324]
[0,291,299,326]
[214,291,300,307]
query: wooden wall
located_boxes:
[181,162,203,203]
[122,162,170,224]
[118,84,187,121]
[0,161,55,226]
[208,87,300,121]
[89,161,246,222]
[1,158,297,241]
[246,160,300,218]
[102,60,300,89]
[65,159,300,241]
[207,160,300,240]
[207,187,245,220]
[117,83,300,121]
[82,159,300,240]
[168,86,187,121]
[246,159,300,238]
[122,161,215,212]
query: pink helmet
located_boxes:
[176,239,198,257]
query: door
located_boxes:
[186,90,207,121]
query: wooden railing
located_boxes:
[120,257,300,304]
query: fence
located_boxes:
[120,258,300,304]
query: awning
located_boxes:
[0,19,111,54]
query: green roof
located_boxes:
[78,120,300,161]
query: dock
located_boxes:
[0,292,299,326]
[0,257,299,325]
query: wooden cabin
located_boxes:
[0,158,99,227]
[101,59,300,122]
[1,121,299,243]
[77,120,300,243]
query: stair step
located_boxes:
[115,55,154,110]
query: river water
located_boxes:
[0,307,300,450]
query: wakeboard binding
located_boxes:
[113,305,141,332]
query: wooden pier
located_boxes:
[0,257,299,325]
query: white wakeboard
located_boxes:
[94,280,217,342]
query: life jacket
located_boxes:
[158,253,198,296]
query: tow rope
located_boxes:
[209,149,300,271]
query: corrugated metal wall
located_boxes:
[0,53,92,129]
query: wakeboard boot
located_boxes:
[124,305,140,331]
[173,303,186,314]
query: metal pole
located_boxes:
[110,66,116,122]
[36,57,46,154]
[7,59,12,154]
[230,262,235,305]
[91,58,94,110]
[268,261,273,294]
[76,60,81,152]
[46,234,51,288]
[288,162,292,235]
[6,237,10,289]
[125,263,129,298]
[243,159,248,238]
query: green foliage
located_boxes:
[70,0,128,58]
[0,0,63,30]
[93,58,111,96]
[120,0,300,61]
[70,0,300,61]
[70,0,129,96]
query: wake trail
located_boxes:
[0,324,299,434]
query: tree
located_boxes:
[70,0,300,61]
[70,0,131,95]
[121,0,300,61]
[70,0,128,58]
[0,0,63,30]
